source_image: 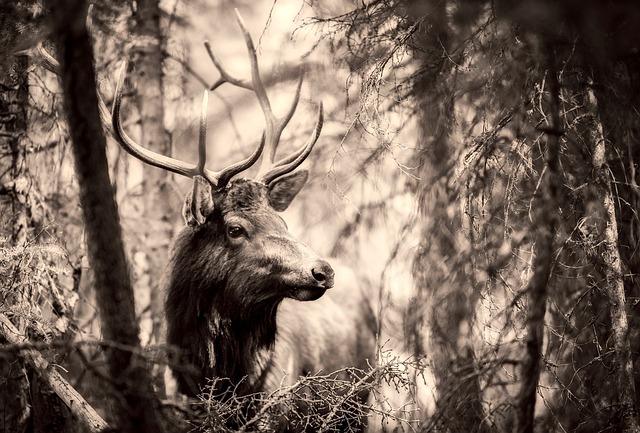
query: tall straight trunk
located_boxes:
[587,83,640,433]
[47,2,166,432]
[407,1,488,431]
[513,44,560,433]
[130,0,174,362]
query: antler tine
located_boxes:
[112,62,263,188]
[197,90,210,180]
[264,75,302,163]
[260,103,323,185]
[217,132,266,187]
[204,40,253,92]
[199,88,266,187]
[112,62,204,179]
[233,9,306,180]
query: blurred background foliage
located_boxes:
[1,0,640,432]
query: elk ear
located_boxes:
[183,176,215,227]
[267,170,308,212]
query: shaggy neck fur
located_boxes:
[164,180,284,397]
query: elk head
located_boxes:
[109,11,333,396]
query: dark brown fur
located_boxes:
[163,176,375,431]
[165,177,374,397]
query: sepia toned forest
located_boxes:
[1,0,640,432]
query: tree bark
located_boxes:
[587,83,640,433]
[130,0,174,366]
[47,2,167,432]
[0,51,30,433]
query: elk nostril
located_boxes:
[311,261,335,287]
[312,268,326,282]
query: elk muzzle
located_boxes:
[285,259,335,302]
[311,260,335,289]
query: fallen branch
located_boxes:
[0,313,109,432]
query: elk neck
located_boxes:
[164,179,289,396]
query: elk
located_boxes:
[109,11,375,430]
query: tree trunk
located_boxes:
[1,34,80,432]
[407,1,488,431]
[513,43,560,433]
[587,83,640,433]
[0,52,30,433]
[47,2,167,432]
[130,0,174,378]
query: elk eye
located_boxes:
[226,225,245,239]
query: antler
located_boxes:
[111,62,264,188]
[206,9,323,185]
